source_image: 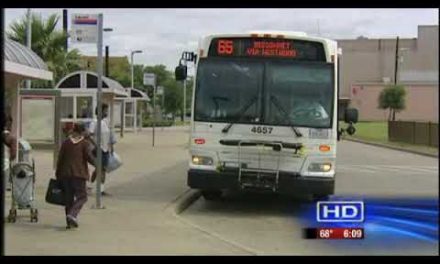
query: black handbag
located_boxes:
[45,178,65,206]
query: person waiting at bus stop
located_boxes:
[86,103,115,196]
[3,114,17,192]
[56,122,95,229]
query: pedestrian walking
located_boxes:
[62,114,75,138]
[3,114,17,192]
[55,122,95,229]
[86,103,115,195]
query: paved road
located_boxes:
[179,140,439,255]
[4,130,438,255]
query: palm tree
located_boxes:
[7,12,82,85]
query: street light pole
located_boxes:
[130,50,142,89]
[131,52,134,89]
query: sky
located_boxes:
[4,8,439,71]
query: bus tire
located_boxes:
[202,190,222,201]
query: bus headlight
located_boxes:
[308,163,332,172]
[192,155,214,166]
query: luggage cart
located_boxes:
[7,139,38,223]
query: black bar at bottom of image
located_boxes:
[303,228,318,239]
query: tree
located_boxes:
[378,84,406,121]
[162,78,183,118]
[7,12,82,85]
[126,63,194,120]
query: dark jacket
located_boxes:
[56,136,95,180]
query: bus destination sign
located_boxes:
[208,38,326,61]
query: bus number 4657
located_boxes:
[251,126,273,134]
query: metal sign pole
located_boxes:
[120,100,124,138]
[152,83,156,147]
[95,13,104,209]
[162,89,165,112]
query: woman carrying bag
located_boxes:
[55,123,95,229]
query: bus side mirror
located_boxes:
[346,124,356,135]
[175,65,187,81]
[344,108,358,124]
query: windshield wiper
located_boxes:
[270,95,302,137]
[222,96,258,133]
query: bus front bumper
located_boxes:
[187,169,334,195]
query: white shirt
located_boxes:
[89,117,111,152]
[3,130,10,172]
[3,144,9,172]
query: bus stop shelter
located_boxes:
[114,88,150,134]
[54,70,129,136]
[4,38,53,156]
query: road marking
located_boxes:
[338,165,438,175]
[382,165,438,174]
[337,166,376,174]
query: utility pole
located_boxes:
[63,9,68,51]
[394,36,399,85]
[105,46,109,77]
[26,8,32,89]
[153,83,156,147]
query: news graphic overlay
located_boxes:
[304,201,365,240]
[301,197,438,244]
[317,201,364,222]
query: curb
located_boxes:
[344,137,438,158]
[167,189,201,215]
[140,126,190,132]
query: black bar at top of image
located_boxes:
[303,228,318,239]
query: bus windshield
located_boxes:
[194,58,334,128]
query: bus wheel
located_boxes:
[202,190,222,201]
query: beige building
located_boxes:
[338,25,439,122]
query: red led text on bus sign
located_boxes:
[246,41,297,58]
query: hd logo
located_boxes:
[317,201,364,222]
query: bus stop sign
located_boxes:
[70,14,98,43]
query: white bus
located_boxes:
[176,31,358,201]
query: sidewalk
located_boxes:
[4,128,247,255]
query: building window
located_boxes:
[59,75,80,88]
[87,74,109,88]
